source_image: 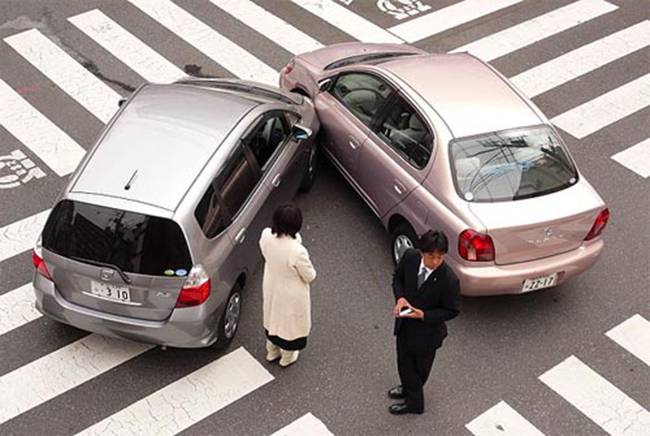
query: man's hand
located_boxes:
[399,307,424,320]
[394,298,425,320]
[394,297,410,316]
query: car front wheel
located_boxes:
[299,142,318,192]
[391,223,418,265]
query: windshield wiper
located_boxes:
[69,256,132,284]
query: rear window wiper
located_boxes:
[69,256,132,284]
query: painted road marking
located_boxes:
[611,138,650,179]
[0,283,41,337]
[69,9,186,83]
[552,73,650,139]
[0,334,152,425]
[5,29,122,123]
[0,209,50,264]
[271,413,334,436]
[466,401,545,436]
[454,0,617,62]
[540,356,650,436]
[210,0,323,54]
[606,314,650,365]
[75,347,273,436]
[128,0,278,85]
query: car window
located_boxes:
[377,96,432,169]
[244,114,290,171]
[450,126,578,202]
[194,183,226,238]
[331,73,393,126]
[42,200,192,276]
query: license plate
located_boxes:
[522,273,558,293]
[90,281,131,303]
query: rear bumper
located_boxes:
[452,238,604,296]
[33,275,222,348]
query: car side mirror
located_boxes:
[318,78,333,93]
[118,98,126,107]
[292,124,312,141]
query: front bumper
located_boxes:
[452,238,604,296]
[33,275,222,348]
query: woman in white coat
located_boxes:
[259,204,316,367]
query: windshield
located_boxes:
[42,200,192,276]
[450,126,578,202]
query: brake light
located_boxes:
[459,229,495,262]
[32,237,53,281]
[584,208,610,241]
[176,264,211,308]
[284,59,294,75]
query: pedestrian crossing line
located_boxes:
[511,20,650,98]
[551,73,650,139]
[68,9,186,84]
[0,80,86,177]
[271,413,334,436]
[466,401,545,436]
[0,334,152,425]
[539,356,650,436]
[209,0,323,55]
[453,0,617,62]
[127,0,278,86]
[291,0,402,44]
[4,29,122,123]
[74,347,273,436]
[606,314,650,366]
[611,138,650,178]
[388,0,524,44]
[0,283,41,337]
[0,209,50,264]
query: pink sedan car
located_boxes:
[280,42,609,296]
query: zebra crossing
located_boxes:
[466,314,650,436]
[0,0,648,434]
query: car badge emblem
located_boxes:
[544,227,553,237]
[100,269,115,281]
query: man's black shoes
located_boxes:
[388,403,423,415]
[387,386,404,399]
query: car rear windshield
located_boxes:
[42,200,192,276]
[450,126,578,202]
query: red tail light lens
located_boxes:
[32,249,53,281]
[459,229,495,262]
[584,208,610,241]
[176,264,211,308]
[284,59,294,75]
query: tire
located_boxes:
[390,223,418,265]
[298,142,318,193]
[215,284,242,348]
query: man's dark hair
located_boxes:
[419,230,449,254]
[272,204,303,238]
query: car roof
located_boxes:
[71,83,259,212]
[378,53,542,138]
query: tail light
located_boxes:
[284,59,294,75]
[176,264,211,308]
[32,236,53,281]
[459,229,495,262]
[584,208,610,241]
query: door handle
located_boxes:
[349,137,360,150]
[271,173,282,188]
[394,182,405,195]
[235,228,247,244]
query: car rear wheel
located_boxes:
[215,284,242,348]
[299,142,318,192]
[391,223,418,265]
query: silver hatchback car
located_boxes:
[32,79,319,348]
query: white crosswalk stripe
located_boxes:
[0,209,50,264]
[606,314,650,366]
[5,29,122,123]
[511,20,650,98]
[75,347,273,436]
[453,0,618,62]
[127,0,278,85]
[271,413,334,436]
[552,73,650,139]
[0,334,152,425]
[210,0,323,54]
[291,0,402,44]
[388,0,524,43]
[540,356,650,436]
[0,283,41,337]
[0,80,86,177]
[68,9,186,83]
[611,138,650,178]
[466,401,545,436]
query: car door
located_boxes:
[315,72,395,182]
[358,93,434,217]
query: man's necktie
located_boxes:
[417,267,427,288]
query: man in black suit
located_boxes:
[388,229,460,415]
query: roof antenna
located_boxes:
[124,170,138,191]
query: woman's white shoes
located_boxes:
[279,350,299,367]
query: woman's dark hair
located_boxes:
[272,204,303,238]
[419,230,449,254]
